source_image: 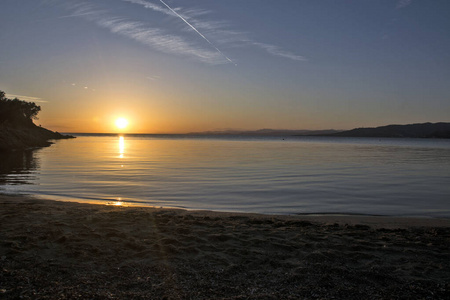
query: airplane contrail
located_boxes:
[159,0,236,65]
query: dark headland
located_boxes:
[0,91,74,151]
[325,122,450,138]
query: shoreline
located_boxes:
[1,194,449,299]
[15,194,450,228]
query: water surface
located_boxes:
[1,135,450,217]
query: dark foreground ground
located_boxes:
[1,196,449,299]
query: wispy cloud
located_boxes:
[122,0,305,63]
[252,42,307,62]
[60,2,227,64]
[158,0,235,65]
[96,17,226,64]
[55,0,305,65]
[122,0,168,15]
[397,0,412,9]
[123,0,235,64]
[58,12,100,19]
[147,75,161,81]
[69,82,96,92]
[6,94,48,103]
[62,2,101,18]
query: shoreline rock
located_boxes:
[0,123,74,151]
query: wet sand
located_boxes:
[1,195,449,299]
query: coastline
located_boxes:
[11,194,450,228]
[0,124,74,151]
[1,195,449,299]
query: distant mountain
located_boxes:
[328,122,450,138]
[187,129,341,136]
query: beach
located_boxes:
[1,195,449,299]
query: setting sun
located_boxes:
[115,118,128,130]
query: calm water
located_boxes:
[1,135,450,217]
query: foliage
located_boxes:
[0,90,41,125]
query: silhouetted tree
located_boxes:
[0,90,41,126]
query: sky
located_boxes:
[1,0,450,133]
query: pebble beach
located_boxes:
[1,195,449,299]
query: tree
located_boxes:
[0,90,41,125]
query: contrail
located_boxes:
[159,0,236,65]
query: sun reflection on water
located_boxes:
[118,136,125,158]
[107,197,124,206]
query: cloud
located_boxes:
[56,0,305,64]
[252,42,307,62]
[397,0,412,9]
[59,2,228,64]
[122,0,168,15]
[58,12,98,19]
[122,0,305,63]
[147,75,161,81]
[96,17,227,64]
[158,0,235,64]
[6,94,48,103]
[63,2,102,17]
[69,82,96,92]
[123,0,235,64]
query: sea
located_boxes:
[1,134,450,217]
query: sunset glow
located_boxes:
[115,118,128,130]
[1,1,450,133]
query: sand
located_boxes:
[1,195,449,299]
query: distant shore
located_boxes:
[60,122,450,138]
[1,195,449,299]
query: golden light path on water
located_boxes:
[119,136,125,159]
[109,136,126,206]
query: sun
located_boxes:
[115,117,129,130]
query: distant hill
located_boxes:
[329,122,450,138]
[188,129,341,136]
[0,90,74,151]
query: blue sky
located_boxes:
[1,0,449,133]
